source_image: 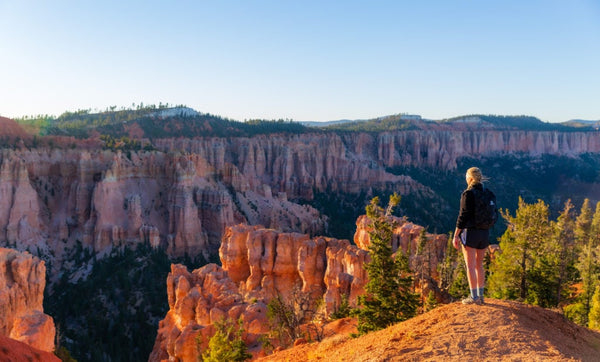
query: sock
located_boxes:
[477,287,484,298]
[470,288,478,299]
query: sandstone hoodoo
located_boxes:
[0,248,56,352]
[149,224,370,361]
[0,148,327,270]
[2,127,600,270]
[150,220,449,360]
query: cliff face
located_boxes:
[1,129,599,265]
[0,248,55,352]
[155,130,600,184]
[0,148,326,267]
[151,220,448,360]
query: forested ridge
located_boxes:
[12,105,599,141]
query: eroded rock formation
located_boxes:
[151,220,448,360]
[150,224,369,361]
[2,129,598,266]
[0,148,327,269]
[0,248,55,352]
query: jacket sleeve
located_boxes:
[456,189,473,229]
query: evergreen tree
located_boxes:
[424,291,438,312]
[588,285,600,330]
[549,200,576,305]
[201,319,251,362]
[356,194,419,335]
[574,199,599,323]
[438,232,468,300]
[487,198,553,305]
[414,228,430,305]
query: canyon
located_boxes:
[1,118,600,360]
[1,129,599,266]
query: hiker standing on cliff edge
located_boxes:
[453,167,500,305]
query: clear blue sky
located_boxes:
[1,0,599,123]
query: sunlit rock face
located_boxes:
[150,224,369,361]
[0,248,55,352]
[0,147,327,268]
[3,129,598,266]
[150,220,451,361]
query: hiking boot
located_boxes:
[462,296,482,305]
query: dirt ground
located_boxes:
[257,299,600,361]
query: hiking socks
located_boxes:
[477,287,485,302]
[470,288,478,299]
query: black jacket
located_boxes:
[456,183,483,230]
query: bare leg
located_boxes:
[461,245,478,291]
[475,248,486,289]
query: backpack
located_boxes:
[472,187,498,229]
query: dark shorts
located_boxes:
[460,229,490,249]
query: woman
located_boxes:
[453,167,499,305]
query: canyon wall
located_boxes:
[0,248,55,352]
[151,219,448,361]
[155,130,600,180]
[1,129,599,265]
[0,148,327,267]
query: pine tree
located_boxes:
[201,319,251,362]
[575,199,599,323]
[588,285,600,330]
[414,228,430,304]
[438,232,468,300]
[549,200,576,305]
[487,197,552,304]
[424,291,438,312]
[356,194,419,335]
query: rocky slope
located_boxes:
[150,218,448,361]
[0,248,55,352]
[258,299,600,361]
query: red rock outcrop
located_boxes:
[219,224,369,310]
[150,224,370,361]
[0,248,55,352]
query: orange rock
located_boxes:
[152,224,373,360]
[0,248,55,352]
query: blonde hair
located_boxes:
[466,167,488,187]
